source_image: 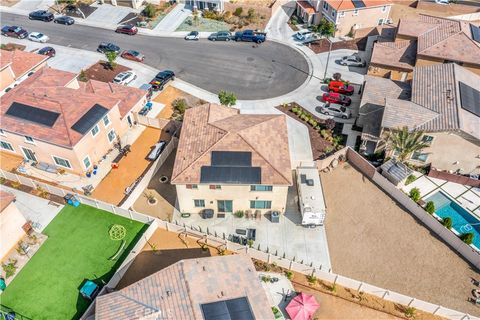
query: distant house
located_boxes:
[171,104,292,216]
[358,64,480,176]
[0,49,48,93]
[95,255,274,320]
[296,0,392,37]
[0,190,26,261]
[368,15,480,80]
[0,67,147,174]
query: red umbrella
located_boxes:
[286,292,320,320]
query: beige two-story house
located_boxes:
[0,66,147,175]
[171,104,293,216]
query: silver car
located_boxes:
[319,103,352,119]
[340,54,366,67]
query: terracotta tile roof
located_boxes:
[0,190,15,212]
[381,98,439,130]
[0,49,48,79]
[95,255,273,320]
[370,39,417,71]
[298,0,316,14]
[171,104,292,185]
[326,0,391,11]
[0,67,147,147]
[397,15,447,38]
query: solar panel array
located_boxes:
[71,104,109,134]
[459,82,480,117]
[352,0,366,8]
[6,102,60,127]
[201,297,255,320]
[211,151,252,167]
[200,166,261,184]
[471,24,480,43]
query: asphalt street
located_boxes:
[0,12,310,100]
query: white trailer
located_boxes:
[296,165,326,227]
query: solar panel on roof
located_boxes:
[211,151,252,167]
[71,104,109,134]
[352,0,366,8]
[471,24,480,43]
[6,102,60,127]
[201,297,254,320]
[459,82,480,117]
[200,166,261,184]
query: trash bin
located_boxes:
[270,211,280,223]
[201,209,214,219]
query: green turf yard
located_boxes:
[0,204,147,320]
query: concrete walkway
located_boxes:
[153,3,191,32]
[265,1,296,42]
[12,0,53,11]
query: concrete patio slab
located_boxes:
[456,190,480,212]
[442,181,469,198]
[472,187,480,197]
[401,175,438,198]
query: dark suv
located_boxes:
[208,31,232,41]
[1,25,28,39]
[149,70,175,91]
[29,10,54,22]
[97,42,121,54]
[115,24,138,35]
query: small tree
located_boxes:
[233,7,243,17]
[143,3,157,18]
[332,72,342,81]
[218,90,237,107]
[247,8,255,20]
[409,187,421,202]
[314,18,335,37]
[2,259,17,278]
[172,98,187,115]
[442,217,453,229]
[461,232,474,245]
[384,127,430,162]
[78,70,88,82]
[284,270,293,280]
[105,51,118,70]
[425,201,435,214]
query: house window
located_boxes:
[422,135,434,145]
[24,136,35,144]
[0,141,14,152]
[332,9,336,17]
[250,200,272,209]
[91,125,100,137]
[53,156,72,168]
[251,185,273,191]
[381,5,387,12]
[186,184,198,189]
[353,9,359,16]
[0,129,5,136]
[103,115,111,127]
[411,151,428,162]
[83,156,91,169]
[217,200,233,213]
[323,1,329,10]
[209,185,221,190]
[107,129,116,143]
[194,199,205,207]
[378,18,385,25]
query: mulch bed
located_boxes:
[63,3,97,19]
[1,43,26,51]
[83,61,130,83]
[308,38,364,54]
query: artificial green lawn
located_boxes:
[1,204,147,320]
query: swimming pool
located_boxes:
[426,191,480,250]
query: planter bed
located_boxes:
[83,61,130,83]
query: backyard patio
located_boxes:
[0,204,147,320]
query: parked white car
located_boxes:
[319,103,352,119]
[185,31,199,40]
[112,71,137,85]
[28,32,49,43]
[435,0,449,4]
[294,30,315,41]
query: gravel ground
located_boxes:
[321,163,480,316]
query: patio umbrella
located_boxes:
[286,292,320,320]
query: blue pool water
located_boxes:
[426,191,480,249]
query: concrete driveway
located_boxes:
[86,3,136,25]
[13,0,53,11]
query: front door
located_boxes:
[21,147,37,162]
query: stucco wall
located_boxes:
[325,5,392,36]
[175,184,289,214]
[0,201,26,261]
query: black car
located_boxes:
[208,31,232,41]
[149,70,175,91]
[1,25,28,39]
[29,10,54,22]
[38,46,56,57]
[97,42,120,54]
[54,15,75,25]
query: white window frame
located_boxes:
[194,199,205,208]
[331,9,336,17]
[353,9,359,16]
[323,1,329,11]
[102,115,111,128]
[0,129,5,137]
[52,155,72,169]
[107,129,116,143]
[0,141,15,152]
[83,155,92,170]
[91,125,100,137]
[24,136,35,144]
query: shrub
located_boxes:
[425,201,435,214]
[324,118,336,130]
[442,217,452,229]
[0,177,5,184]
[78,70,88,82]
[404,307,416,319]
[284,270,293,280]
[247,8,255,20]
[409,187,421,203]
[233,7,243,16]
[218,90,237,107]
[10,181,21,189]
[308,119,317,127]
[461,232,474,245]
[247,239,254,248]
[306,274,317,284]
[291,106,298,113]
[405,174,417,185]
[143,3,157,18]
[172,98,187,115]
[329,283,337,293]
[234,210,244,218]
[2,259,17,278]
[105,51,118,70]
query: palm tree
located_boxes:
[384,127,430,162]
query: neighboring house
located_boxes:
[181,0,224,11]
[368,15,480,80]
[358,64,480,175]
[0,190,26,260]
[171,104,292,216]
[0,66,147,175]
[296,0,392,36]
[95,255,274,320]
[0,49,48,93]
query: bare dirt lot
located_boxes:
[321,162,480,316]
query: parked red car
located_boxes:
[328,80,354,96]
[121,50,144,62]
[322,92,351,106]
[115,24,138,35]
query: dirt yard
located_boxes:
[153,86,204,119]
[0,152,23,172]
[321,162,480,316]
[83,61,130,83]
